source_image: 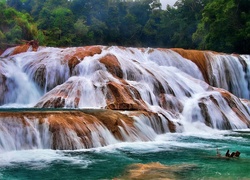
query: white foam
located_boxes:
[0,149,92,169]
[67,131,237,154]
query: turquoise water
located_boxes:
[0,130,250,180]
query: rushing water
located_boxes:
[1,46,250,179]
[0,130,249,180]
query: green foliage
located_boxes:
[89,17,108,44]
[74,18,89,37]
[143,11,162,46]
[0,2,44,50]
[0,0,6,3]
[0,30,6,49]
[158,0,206,48]
[5,25,22,42]
[36,30,45,45]
[72,18,90,45]
[43,0,69,10]
[194,0,250,53]
[2,0,250,53]
[51,7,74,33]
[37,3,74,46]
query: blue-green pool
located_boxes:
[0,130,250,179]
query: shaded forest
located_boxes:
[0,0,249,54]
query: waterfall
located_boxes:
[0,45,249,151]
[181,91,249,130]
[0,57,41,107]
[0,117,51,152]
[205,52,250,99]
[0,110,182,151]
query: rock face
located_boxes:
[0,109,175,150]
[0,73,7,104]
[100,54,123,78]
[0,45,250,151]
[34,77,149,111]
[172,48,250,99]
[171,48,210,83]
[105,81,149,110]
[66,46,102,74]
[116,162,197,180]
[0,49,3,56]
[3,40,39,56]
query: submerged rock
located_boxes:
[115,162,197,180]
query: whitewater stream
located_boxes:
[0,45,250,179]
[0,129,250,179]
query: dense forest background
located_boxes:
[0,0,249,54]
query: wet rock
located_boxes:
[106,81,148,111]
[115,162,197,180]
[0,109,176,150]
[99,54,123,78]
[66,46,102,74]
[12,40,39,55]
[171,48,210,83]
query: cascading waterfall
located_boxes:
[0,110,181,151]
[20,47,71,92]
[205,52,250,99]
[0,117,51,152]
[0,45,250,151]
[0,57,41,106]
[181,91,250,130]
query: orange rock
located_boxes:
[0,109,162,149]
[35,82,79,108]
[218,88,250,126]
[106,81,149,111]
[35,77,149,111]
[66,46,102,73]
[12,44,30,55]
[12,40,39,55]
[0,49,3,56]
[115,162,197,180]
[29,40,39,51]
[85,109,136,140]
[127,110,176,133]
[171,48,210,83]
[48,111,99,149]
[99,54,123,78]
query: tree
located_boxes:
[0,2,44,49]
[157,0,206,49]
[193,0,250,53]
[105,5,121,44]
[37,2,74,46]
[233,0,250,53]
[1,0,249,53]
[120,13,142,45]
[89,17,107,44]
[142,10,162,47]
[74,18,89,39]
[30,0,46,19]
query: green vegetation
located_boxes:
[0,0,249,54]
[0,1,44,50]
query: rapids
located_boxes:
[0,44,250,152]
[0,131,250,179]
